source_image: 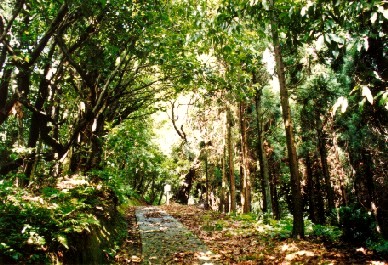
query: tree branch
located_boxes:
[171,100,187,142]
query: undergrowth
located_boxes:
[0,176,127,264]
[228,211,387,257]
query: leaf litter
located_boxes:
[115,204,386,264]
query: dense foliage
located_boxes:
[0,0,387,263]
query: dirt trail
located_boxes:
[136,206,218,264]
[115,204,386,264]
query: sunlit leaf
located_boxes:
[262,0,269,10]
[361,85,373,104]
[371,12,377,24]
[58,234,69,249]
[363,37,369,51]
[383,9,388,19]
[315,35,325,51]
[332,96,348,116]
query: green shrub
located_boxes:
[0,179,125,264]
[367,238,388,257]
[312,224,342,241]
[338,205,376,243]
[0,186,55,263]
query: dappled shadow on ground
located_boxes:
[135,206,218,264]
[161,203,387,265]
[115,207,142,264]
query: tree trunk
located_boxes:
[205,155,210,209]
[87,114,104,170]
[239,102,248,213]
[313,157,326,224]
[220,111,229,212]
[51,85,61,178]
[219,156,225,212]
[227,108,236,212]
[255,90,272,214]
[270,0,304,238]
[176,167,196,204]
[305,152,316,223]
[316,115,335,214]
[17,66,30,187]
[332,132,347,206]
[24,71,51,184]
[220,147,229,212]
[0,67,11,110]
[268,151,281,220]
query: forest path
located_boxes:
[114,204,385,264]
[135,206,218,264]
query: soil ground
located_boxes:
[115,203,387,265]
[135,206,216,264]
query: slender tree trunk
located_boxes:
[227,108,236,212]
[270,0,304,238]
[313,157,326,224]
[316,116,335,214]
[222,112,229,212]
[205,153,210,209]
[239,102,246,212]
[332,132,347,206]
[51,86,60,177]
[268,151,281,220]
[219,156,225,212]
[255,91,272,214]
[220,111,229,212]
[305,152,316,223]
[240,102,252,213]
[360,150,382,237]
[221,147,229,212]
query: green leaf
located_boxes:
[222,45,233,54]
[57,234,69,249]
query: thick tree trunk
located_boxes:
[24,73,50,184]
[227,108,236,212]
[176,168,196,204]
[270,0,304,238]
[17,66,30,187]
[0,67,11,110]
[87,114,104,170]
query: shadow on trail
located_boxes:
[136,206,219,264]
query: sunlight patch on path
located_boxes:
[136,207,218,264]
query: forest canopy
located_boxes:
[0,0,387,263]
